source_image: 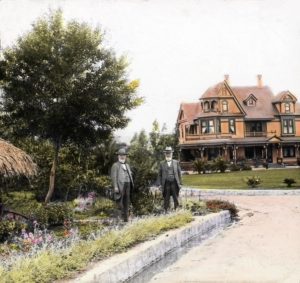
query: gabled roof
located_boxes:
[177,102,201,124]
[243,93,257,104]
[272,91,298,103]
[201,82,225,99]
[231,85,276,119]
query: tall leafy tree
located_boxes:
[0,11,142,203]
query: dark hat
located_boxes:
[163,146,174,153]
[116,148,128,155]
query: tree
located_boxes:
[0,10,142,203]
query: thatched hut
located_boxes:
[0,138,37,178]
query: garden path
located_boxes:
[148,195,300,283]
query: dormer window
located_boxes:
[284,102,291,113]
[211,100,218,111]
[203,101,210,112]
[243,94,257,107]
[248,98,255,106]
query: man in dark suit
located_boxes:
[111,148,134,222]
[158,146,182,212]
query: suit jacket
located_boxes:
[111,161,134,196]
[158,159,182,190]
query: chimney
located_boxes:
[224,74,230,84]
[257,74,263,88]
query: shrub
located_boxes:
[246,176,261,188]
[0,220,27,242]
[229,163,241,172]
[29,203,74,227]
[205,199,238,219]
[241,164,252,171]
[213,158,227,173]
[184,200,207,215]
[193,159,207,174]
[283,178,296,188]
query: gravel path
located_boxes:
[149,196,300,283]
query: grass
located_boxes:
[0,211,193,283]
[182,168,300,189]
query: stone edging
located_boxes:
[181,187,300,196]
[65,211,231,283]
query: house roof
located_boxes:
[272,91,298,103]
[231,85,277,119]
[178,102,201,124]
[178,79,300,124]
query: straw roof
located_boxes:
[0,139,37,178]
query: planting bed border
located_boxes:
[63,211,231,283]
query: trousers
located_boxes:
[163,180,179,211]
[117,182,130,222]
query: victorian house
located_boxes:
[177,75,300,169]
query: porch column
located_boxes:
[264,144,268,162]
[200,147,204,160]
[233,145,237,164]
[223,145,228,161]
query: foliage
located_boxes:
[26,202,73,227]
[128,123,177,215]
[246,176,262,188]
[193,159,207,174]
[0,211,192,283]
[213,157,227,173]
[131,188,164,216]
[283,178,296,188]
[0,10,141,202]
[229,163,241,171]
[205,199,238,219]
[0,221,27,242]
[184,200,207,215]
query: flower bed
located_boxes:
[0,211,193,283]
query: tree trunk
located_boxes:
[45,141,60,204]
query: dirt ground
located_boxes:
[148,196,300,283]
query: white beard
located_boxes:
[165,157,172,161]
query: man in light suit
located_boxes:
[158,146,182,212]
[111,148,134,222]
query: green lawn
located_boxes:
[182,168,300,189]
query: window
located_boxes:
[222,100,228,112]
[282,119,294,134]
[211,101,218,111]
[204,101,210,112]
[284,103,291,113]
[248,98,254,106]
[201,120,215,134]
[229,119,235,134]
[283,146,295,157]
[189,124,197,134]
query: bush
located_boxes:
[241,164,252,171]
[131,188,164,216]
[229,163,241,172]
[205,199,238,219]
[193,159,207,174]
[213,158,227,173]
[0,220,27,242]
[184,200,207,215]
[246,176,261,188]
[28,203,74,227]
[283,178,296,188]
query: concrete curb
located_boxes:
[181,187,300,196]
[66,211,231,283]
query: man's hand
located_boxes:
[114,187,119,193]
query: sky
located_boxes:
[1,0,300,143]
